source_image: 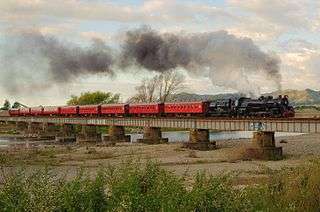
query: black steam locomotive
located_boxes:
[207,95,294,118]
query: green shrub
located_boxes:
[56,170,108,212]
[1,160,320,211]
[105,161,186,211]
[185,172,242,211]
[0,169,60,212]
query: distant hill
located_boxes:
[266,89,320,106]
[168,89,320,106]
[167,92,242,102]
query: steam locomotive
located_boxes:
[207,95,294,118]
[8,95,295,118]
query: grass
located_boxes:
[0,146,117,166]
[0,160,319,211]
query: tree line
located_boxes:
[1,70,185,109]
[0,100,22,110]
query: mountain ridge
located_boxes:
[168,89,320,106]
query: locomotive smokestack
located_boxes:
[121,26,282,95]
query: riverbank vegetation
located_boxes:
[0,159,320,211]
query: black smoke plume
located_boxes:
[120,26,281,94]
[0,26,281,96]
[21,31,114,82]
[0,30,114,94]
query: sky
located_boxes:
[0,0,320,106]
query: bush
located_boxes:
[185,173,242,211]
[0,169,108,212]
[56,170,108,211]
[1,160,320,211]
[105,161,186,211]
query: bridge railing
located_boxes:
[0,116,319,133]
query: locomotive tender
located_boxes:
[8,95,295,118]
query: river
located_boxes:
[0,131,303,147]
[129,131,303,143]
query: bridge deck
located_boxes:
[1,116,320,133]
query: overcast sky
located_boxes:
[0,0,319,106]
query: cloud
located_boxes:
[80,31,111,42]
[226,18,281,42]
[279,39,320,90]
[1,0,320,102]
[228,0,316,28]
[0,0,234,25]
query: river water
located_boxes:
[0,131,303,147]
[129,131,302,143]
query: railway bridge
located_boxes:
[1,116,319,160]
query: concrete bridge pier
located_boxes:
[137,127,168,144]
[76,125,102,144]
[103,126,131,145]
[27,122,43,138]
[38,123,58,139]
[183,129,216,150]
[0,121,15,133]
[16,122,29,134]
[245,131,282,160]
[55,124,76,143]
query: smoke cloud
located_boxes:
[0,30,114,94]
[120,26,281,95]
[0,26,281,96]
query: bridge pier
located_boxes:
[26,122,43,138]
[245,131,282,160]
[0,121,15,133]
[16,122,29,134]
[183,129,216,150]
[39,123,59,139]
[76,125,102,144]
[55,124,76,143]
[137,127,168,144]
[103,126,131,145]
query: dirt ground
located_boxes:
[295,110,320,118]
[1,133,319,185]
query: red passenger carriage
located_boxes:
[8,108,20,116]
[129,103,164,115]
[60,106,79,115]
[101,104,128,116]
[43,106,61,116]
[79,105,100,115]
[19,108,31,116]
[30,106,44,116]
[164,101,209,115]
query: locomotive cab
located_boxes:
[278,95,295,118]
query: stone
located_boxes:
[103,126,131,144]
[55,124,76,144]
[76,125,102,144]
[252,131,275,147]
[183,141,216,151]
[245,131,283,160]
[189,129,210,143]
[137,127,168,144]
[184,129,216,151]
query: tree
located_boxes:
[12,102,21,109]
[67,91,120,105]
[129,71,185,103]
[1,100,11,110]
